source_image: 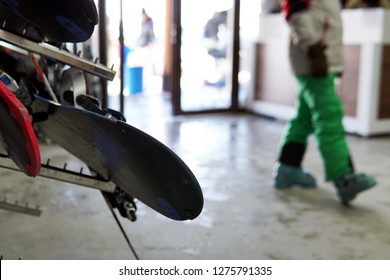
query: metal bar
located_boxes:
[102,192,140,259]
[119,0,125,113]
[0,200,41,217]
[0,29,116,81]
[0,41,28,55]
[39,163,116,192]
[99,0,109,107]
[172,0,182,115]
[230,0,241,112]
[0,155,116,193]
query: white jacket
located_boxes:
[282,0,344,75]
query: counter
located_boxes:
[247,8,390,136]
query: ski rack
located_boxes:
[0,153,138,223]
[0,197,42,217]
[0,29,116,81]
[0,153,116,193]
[0,26,140,258]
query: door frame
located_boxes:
[171,0,241,115]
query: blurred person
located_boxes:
[135,8,157,89]
[203,10,229,87]
[138,8,156,48]
[273,0,377,205]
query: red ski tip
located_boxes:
[0,81,41,177]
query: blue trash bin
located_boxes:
[129,66,143,94]
[123,46,132,92]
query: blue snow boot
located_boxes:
[334,173,376,205]
[273,163,317,189]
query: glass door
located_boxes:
[172,0,240,114]
[102,0,169,117]
[100,0,240,117]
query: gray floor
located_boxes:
[1,94,390,260]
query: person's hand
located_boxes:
[308,42,328,78]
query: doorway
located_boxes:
[102,0,241,118]
[171,0,240,115]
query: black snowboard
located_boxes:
[0,0,98,42]
[30,95,204,221]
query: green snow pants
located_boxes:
[279,73,353,181]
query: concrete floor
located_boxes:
[1,95,390,260]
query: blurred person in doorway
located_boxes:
[273,0,376,205]
[203,10,229,88]
[138,8,156,48]
[135,8,157,89]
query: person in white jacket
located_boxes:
[273,0,376,205]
